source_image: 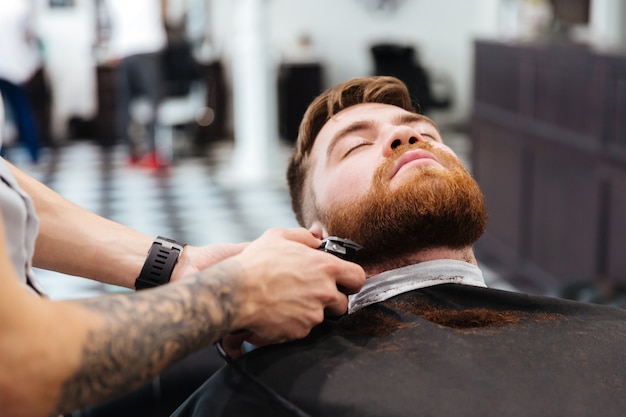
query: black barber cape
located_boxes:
[173,284,626,417]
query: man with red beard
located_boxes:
[172,77,626,417]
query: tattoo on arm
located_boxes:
[54,262,240,414]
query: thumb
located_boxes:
[220,331,253,359]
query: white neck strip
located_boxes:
[348,259,487,314]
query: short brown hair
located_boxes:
[286,76,416,226]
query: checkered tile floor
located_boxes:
[8,130,514,299]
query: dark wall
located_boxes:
[471,40,626,296]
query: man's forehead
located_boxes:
[327,102,407,125]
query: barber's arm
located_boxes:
[0,224,365,417]
[7,161,245,288]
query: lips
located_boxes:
[389,149,441,179]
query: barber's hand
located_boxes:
[171,242,248,282]
[224,228,365,358]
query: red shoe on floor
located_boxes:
[138,151,167,171]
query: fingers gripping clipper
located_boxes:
[215,236,363,416]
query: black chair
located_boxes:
[371,43,452,114]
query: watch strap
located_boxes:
[135,236,185,290]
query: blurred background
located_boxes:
[1,0,625,307]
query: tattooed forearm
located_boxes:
[53,260,242,414]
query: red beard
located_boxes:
[318,143,488,268]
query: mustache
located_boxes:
[389,141,435,159]
[374,141,449,181]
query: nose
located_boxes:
[390,136,418,149]
[382,126,423,157]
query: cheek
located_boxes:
[313,164,374,210]
[433,142,459,158]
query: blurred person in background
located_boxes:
[104,0,168,169]
[0,0,46,163]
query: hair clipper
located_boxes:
[318,236,363,262]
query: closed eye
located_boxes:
[343,142,371,158]
[420,132,439,142]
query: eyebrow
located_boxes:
[391,113,442,136]
[326,120,376,160]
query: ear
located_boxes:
[308,220,328,239]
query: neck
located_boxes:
[362,246,477,278]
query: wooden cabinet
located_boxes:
[471,40,626,295]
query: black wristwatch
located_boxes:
[135,236,186,290]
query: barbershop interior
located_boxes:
[3,1,626,317]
